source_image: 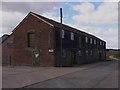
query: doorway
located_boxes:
[99,52,102,61]
[71,51,77,65]
[33,49,40,66]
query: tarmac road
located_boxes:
[25,60,118,88]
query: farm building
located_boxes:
[1,34,13,65]
[1,12,106,66]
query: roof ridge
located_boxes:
[30,11,61,24]
[30,12,105,41]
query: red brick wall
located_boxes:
[2,35,13,66]
[13,13,55,66]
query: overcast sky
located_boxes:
[0,1,119,49]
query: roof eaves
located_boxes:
[30,12,54,27]
[1,33,13,43]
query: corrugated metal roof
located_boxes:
[2,12,105,43]
[30,12,105,42]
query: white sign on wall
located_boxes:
[49,49,54,53]
[35,53,39,58]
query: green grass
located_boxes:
[113,52,120,59]
[106,56,112,61]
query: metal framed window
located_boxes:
[100,41,102,46]
[79,36,81,48]
[90,50,92,55]
[86,50,88,55]
[27,33,35,48]
[62,50,66,58]
[85,37,88,43]
[103,42,104,46]
[71,32,74,40]
[90,38,92,44]
[78,50,82,56]
[94,39,96,44]
[61,30,65,38]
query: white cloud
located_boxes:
[100,28,118,49]
[73,3,94,14]
[0,10,26,36]
[72,2,118,25]
[1,2,62,37]
[42,11,59,22]
[2,0,120,2]
[2,11,25,27]
[0,2,118,49]
[0,3,2,37]
[67,23,118,49]
[103,28,118,36]
[71,2,118,49]
[104,0,119,2]
[2,0,62,2]
[2,2,61,14]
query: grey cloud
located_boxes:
[1,2,62,36]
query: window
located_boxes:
[79,36,82,48]
[100,41,102,46]
[71,32,74,40]
[90,50,92,55]
[78,50,82,56]
[85,37,88,43]
[27,33,35,48]
[103,42,105,46]
[90,38,92,44]
[62,30,65,38]
[62,50,66,58]
[86,50,88,55]
[102,42,104,46]
[94,39,96,44]
[7,43,12,48]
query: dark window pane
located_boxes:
[79,36,81,48]
[7,43,12,48]
[28,33,35,48]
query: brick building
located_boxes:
[1,12,106,66]
[1,34,13,65]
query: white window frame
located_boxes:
[85,37,88,43]
[78,50,82,56]
[100,41,102,45]
[62,50,66,58]
[61,30,65,38]
[94,39,96,44]
[86,50,88,55]
[90,38,92,44]
[79,36,81,47]
[71,32,74,40]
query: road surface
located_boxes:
[25,60,118,88]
